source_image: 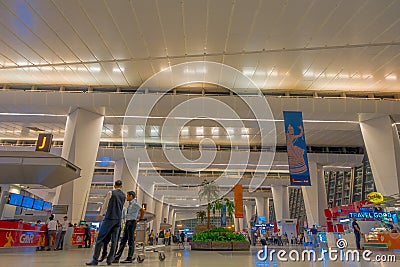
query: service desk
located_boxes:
[0,220,47,248]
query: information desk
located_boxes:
[0,220,47,248]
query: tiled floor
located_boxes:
[0,245,399,267]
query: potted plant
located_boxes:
[198,180,220,229]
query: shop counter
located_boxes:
[365,229,400,249]
[0,220,47,248]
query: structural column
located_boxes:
[162,204,170,225]
[244,202,253,229]
[154,198,164,233]
[113,159,139,193]
[265,198,270,222]
[302,162,328,227]
[255,197,265,219]
[359,114,400,195]
[55,108,104,223]
[271,185,290,226]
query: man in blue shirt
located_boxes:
[310,225,319,248]
[113,191,143,263]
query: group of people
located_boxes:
[86,180,143,266]
[38,215,70,251]
[148,229,172,245]
[256,229,306,247]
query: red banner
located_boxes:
[72,228,95,245]
[234,184,244,218]
[0,221,47,248]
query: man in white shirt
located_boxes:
[55,216,69,250]
[46,215,58,251]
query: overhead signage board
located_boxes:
[52,205,68,214]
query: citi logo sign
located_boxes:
[19,234,34,244]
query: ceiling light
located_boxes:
[212,127,219,136]
[241,128,249,135]
[89,66,101,72]
[136,126,144,137]
[385,74,397,81]
[180,127,189,135]
[113,67,125,73]
[226,128,234,136]
[150,126,159,137]
[196,127,204,135]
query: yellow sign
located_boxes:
[35,133,53,152]
[367,192,384,204]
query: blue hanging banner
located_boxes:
[283,111,311,186]
[221,205,227,227]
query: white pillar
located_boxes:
[265,198,270,222]
[154,199,163,232]
[359,114,400,195]
[255,197,265,218]
[171,211,176,234]
[244,203,253,229]
[55,108,104,223]
[162,204,170,225]
[302,162,328,227]
[113,159,139,193]
[238,218,244,232]
[168,208,175,224]
[271,185,290,224]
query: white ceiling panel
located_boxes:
[183,0,207,55]
[52,0,113,61]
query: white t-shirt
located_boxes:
[62,221,69,231]
[47,220,57,231]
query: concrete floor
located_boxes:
[0,245,399,267]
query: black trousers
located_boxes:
[90,219,121,264]
[114,220,137,260]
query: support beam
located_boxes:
[55,109,104,223]
[359,114,400,195]
[271,185,290,226]
[302,162,328,227]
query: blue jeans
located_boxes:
[91,220,121,264]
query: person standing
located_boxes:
[311,225,319,248]
[55,216,69,250]
[46,215,57,251]
[352,219,362,250]
[84,224,92,248]
[86,180,126,266]
[113,191,143,263]
[149,230,154,245]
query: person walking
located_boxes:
[352,219,362,250]
[113,191,143,263]
[86,180,126,266]
[46,215,57,251]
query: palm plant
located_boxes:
[196,210,207,224]
[198,179,220,229]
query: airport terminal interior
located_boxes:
[1,0,400,266]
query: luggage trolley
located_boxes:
[135,222,166,263]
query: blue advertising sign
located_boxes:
[348,212,393,219]
[283,111,311,186]
[221,205,227,227]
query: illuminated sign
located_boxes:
[35,133,53,152]
[367,192,384,204]
[348,212,393,219]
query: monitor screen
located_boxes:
[43,201,52,212]
[33,199,44,211]
[8,193,23,206]
[21,196,34,209]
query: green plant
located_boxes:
[198,180,220,229]
[192,228,246,242]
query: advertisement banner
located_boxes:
[0,221,47,248]
[221,205,227,226]
[283,111,311,186]
[234,184,244,218]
